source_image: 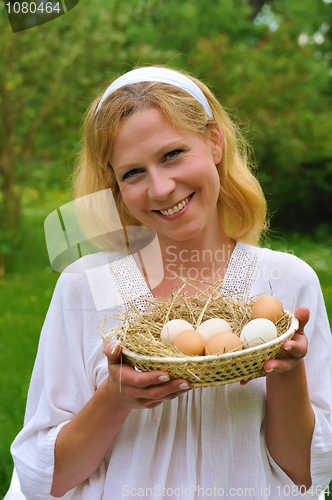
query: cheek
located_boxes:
[204,165,221,205]
[196,160,220,191]
[119,186,146,220]
[119,185,136,207]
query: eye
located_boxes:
[122,168,144,181]
[163,149,184,162]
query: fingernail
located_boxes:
[179,382,190,390]
[284,346,292,351]
[159,375,170,382]
[265,368,274,373]
[111,344,119,354]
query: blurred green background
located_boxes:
[0,0,331,496]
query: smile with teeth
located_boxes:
[159,194,192,216]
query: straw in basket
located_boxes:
[100,279,298,387]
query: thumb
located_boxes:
[104,343,122,366]
[294,307,310,333]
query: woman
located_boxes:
[11,66,332,499]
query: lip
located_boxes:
[154,193,194,220]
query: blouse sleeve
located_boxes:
[305,280,332,493]
[258,249,332,495]
[10,269,117,500]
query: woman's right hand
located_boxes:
[104,343,191,411]
[51,343,191,497]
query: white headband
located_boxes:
[95,67,214,118]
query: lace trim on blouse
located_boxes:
[222,242,259,299]
[108,252,153,313]
[108,242,259,311]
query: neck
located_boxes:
[159,229,235,283]
[134,220,236,298]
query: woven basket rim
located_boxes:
[122,312,299,364]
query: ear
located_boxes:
[209,126,223,165]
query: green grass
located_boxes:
[0,187,69,497]
[0,190,331,497]
[0,270,59,496]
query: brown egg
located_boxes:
[205,332,242,355]
[173,330,206,356]
[252,296,284,324]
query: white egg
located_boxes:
[197,318,232,342]
[240,318,278,348]
[160,319,194,344]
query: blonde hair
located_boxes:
[73,66,268,247]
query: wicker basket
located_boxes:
[121,313,299,387]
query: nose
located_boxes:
[147,168,176,201]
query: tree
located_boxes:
[0,0,175,274]
[189,0,332,231]
[1,0,331,276]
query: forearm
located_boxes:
[51,378,130,497]
[265,359,315,489]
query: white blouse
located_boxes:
[10,242,332,499]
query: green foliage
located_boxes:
[1,0,331,251]
[0,0,176,165]
[124,0,262,54]
[0,0,332,251]
[0,0,177,269]
[188,3,332,230]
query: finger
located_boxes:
[104,343,123,365]
[263,338,307,372]
[294,306,310,333]
[142,380,191,400]
[110,365,171,388]
[282,318,308,349]
[278,307,309,354]
[240,378,253,385]
[133,386,192,408]
[127,372,190,399]
[112,378,191,408]
[281,335,308,358]
[146,388,192,407]
[264,357,298,373]
[108,361,191,393]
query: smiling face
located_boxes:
[110,107,223,246]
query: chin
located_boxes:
[161,227,205,244]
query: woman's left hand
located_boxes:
[240,307,310,385]
[263,306,310,374]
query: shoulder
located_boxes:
[54,252,130,311]
[238,241,319,284]
[53,266,92,306]
[51,252,123,312]
[236,242,322,310]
